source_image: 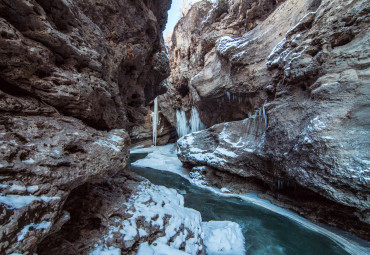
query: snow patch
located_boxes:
[94,139,120,152]
[0,194,60,209]
[137,242,190,255]
[22,158,35,164]
[27,185,39,193]
[215,147,238,158]
[9,184,26,192]
[90,246,121,255]
[109,135,124,143]
[18,221,51,241]
[202,221,245,255]
[109,182,203,254]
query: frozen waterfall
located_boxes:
[176,106,206,137]
[176,109,190,138]
[151,97,159,146]
[190,106,206,133]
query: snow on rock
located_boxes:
[123,182,204,254]
[137,242,190,255]
[90,245,121,255]
[90,180,204,255]
[0,194,60,209]
[202,221,245,255]
[18,221,52,241]
[177,110,267,178]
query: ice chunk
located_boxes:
[202,221,245,255]
[131,144,188,178]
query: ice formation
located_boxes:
[176,109,190,137]
[151,97,159,146]
[176,106,206,137]
[131,144,189,178]
[190,106,206,133]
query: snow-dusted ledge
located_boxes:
[89,178,245,255]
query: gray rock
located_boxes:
[176,0,370,240]
[0,0,171,252]
[0,114,130,254]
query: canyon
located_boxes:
[0,0,369,254]
[163,0,370,240]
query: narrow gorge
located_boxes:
[0,0,369,254]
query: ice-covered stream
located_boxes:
[130,144,370,255]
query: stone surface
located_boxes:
[175,0,370,240]
[159,0,288,127]
[0,0,171,253]
[37,170,205,255]
[0,0,170,131]
[0,114,130,254]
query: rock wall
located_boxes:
[159,0,286,126]
[0,0,170,253]
[171,0,370,239]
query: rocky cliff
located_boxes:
[0,0,171,253]
[166,0,370,239]
[159,0,287,126]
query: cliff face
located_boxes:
[168,0,370,239]
[159,0,286,126]
[0,0,170,253]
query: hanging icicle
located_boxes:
[176,109,190,138]
[176,106,206,137]
[151,97,159,146]
[190,106,206,133]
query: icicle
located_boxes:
[176,109,190,137]
[226,91,231,102]
[176,106,206,137]
[262,105,267,128]
[151,97,159,146]
[190,106,206,133]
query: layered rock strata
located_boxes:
[0,0,171,253]
[174,0,370,239]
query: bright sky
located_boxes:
[163,0,204,38]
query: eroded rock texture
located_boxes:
[0,0,170,253]
[174,0,370,239]
[37,171,204,255]
[159,0,286,126]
